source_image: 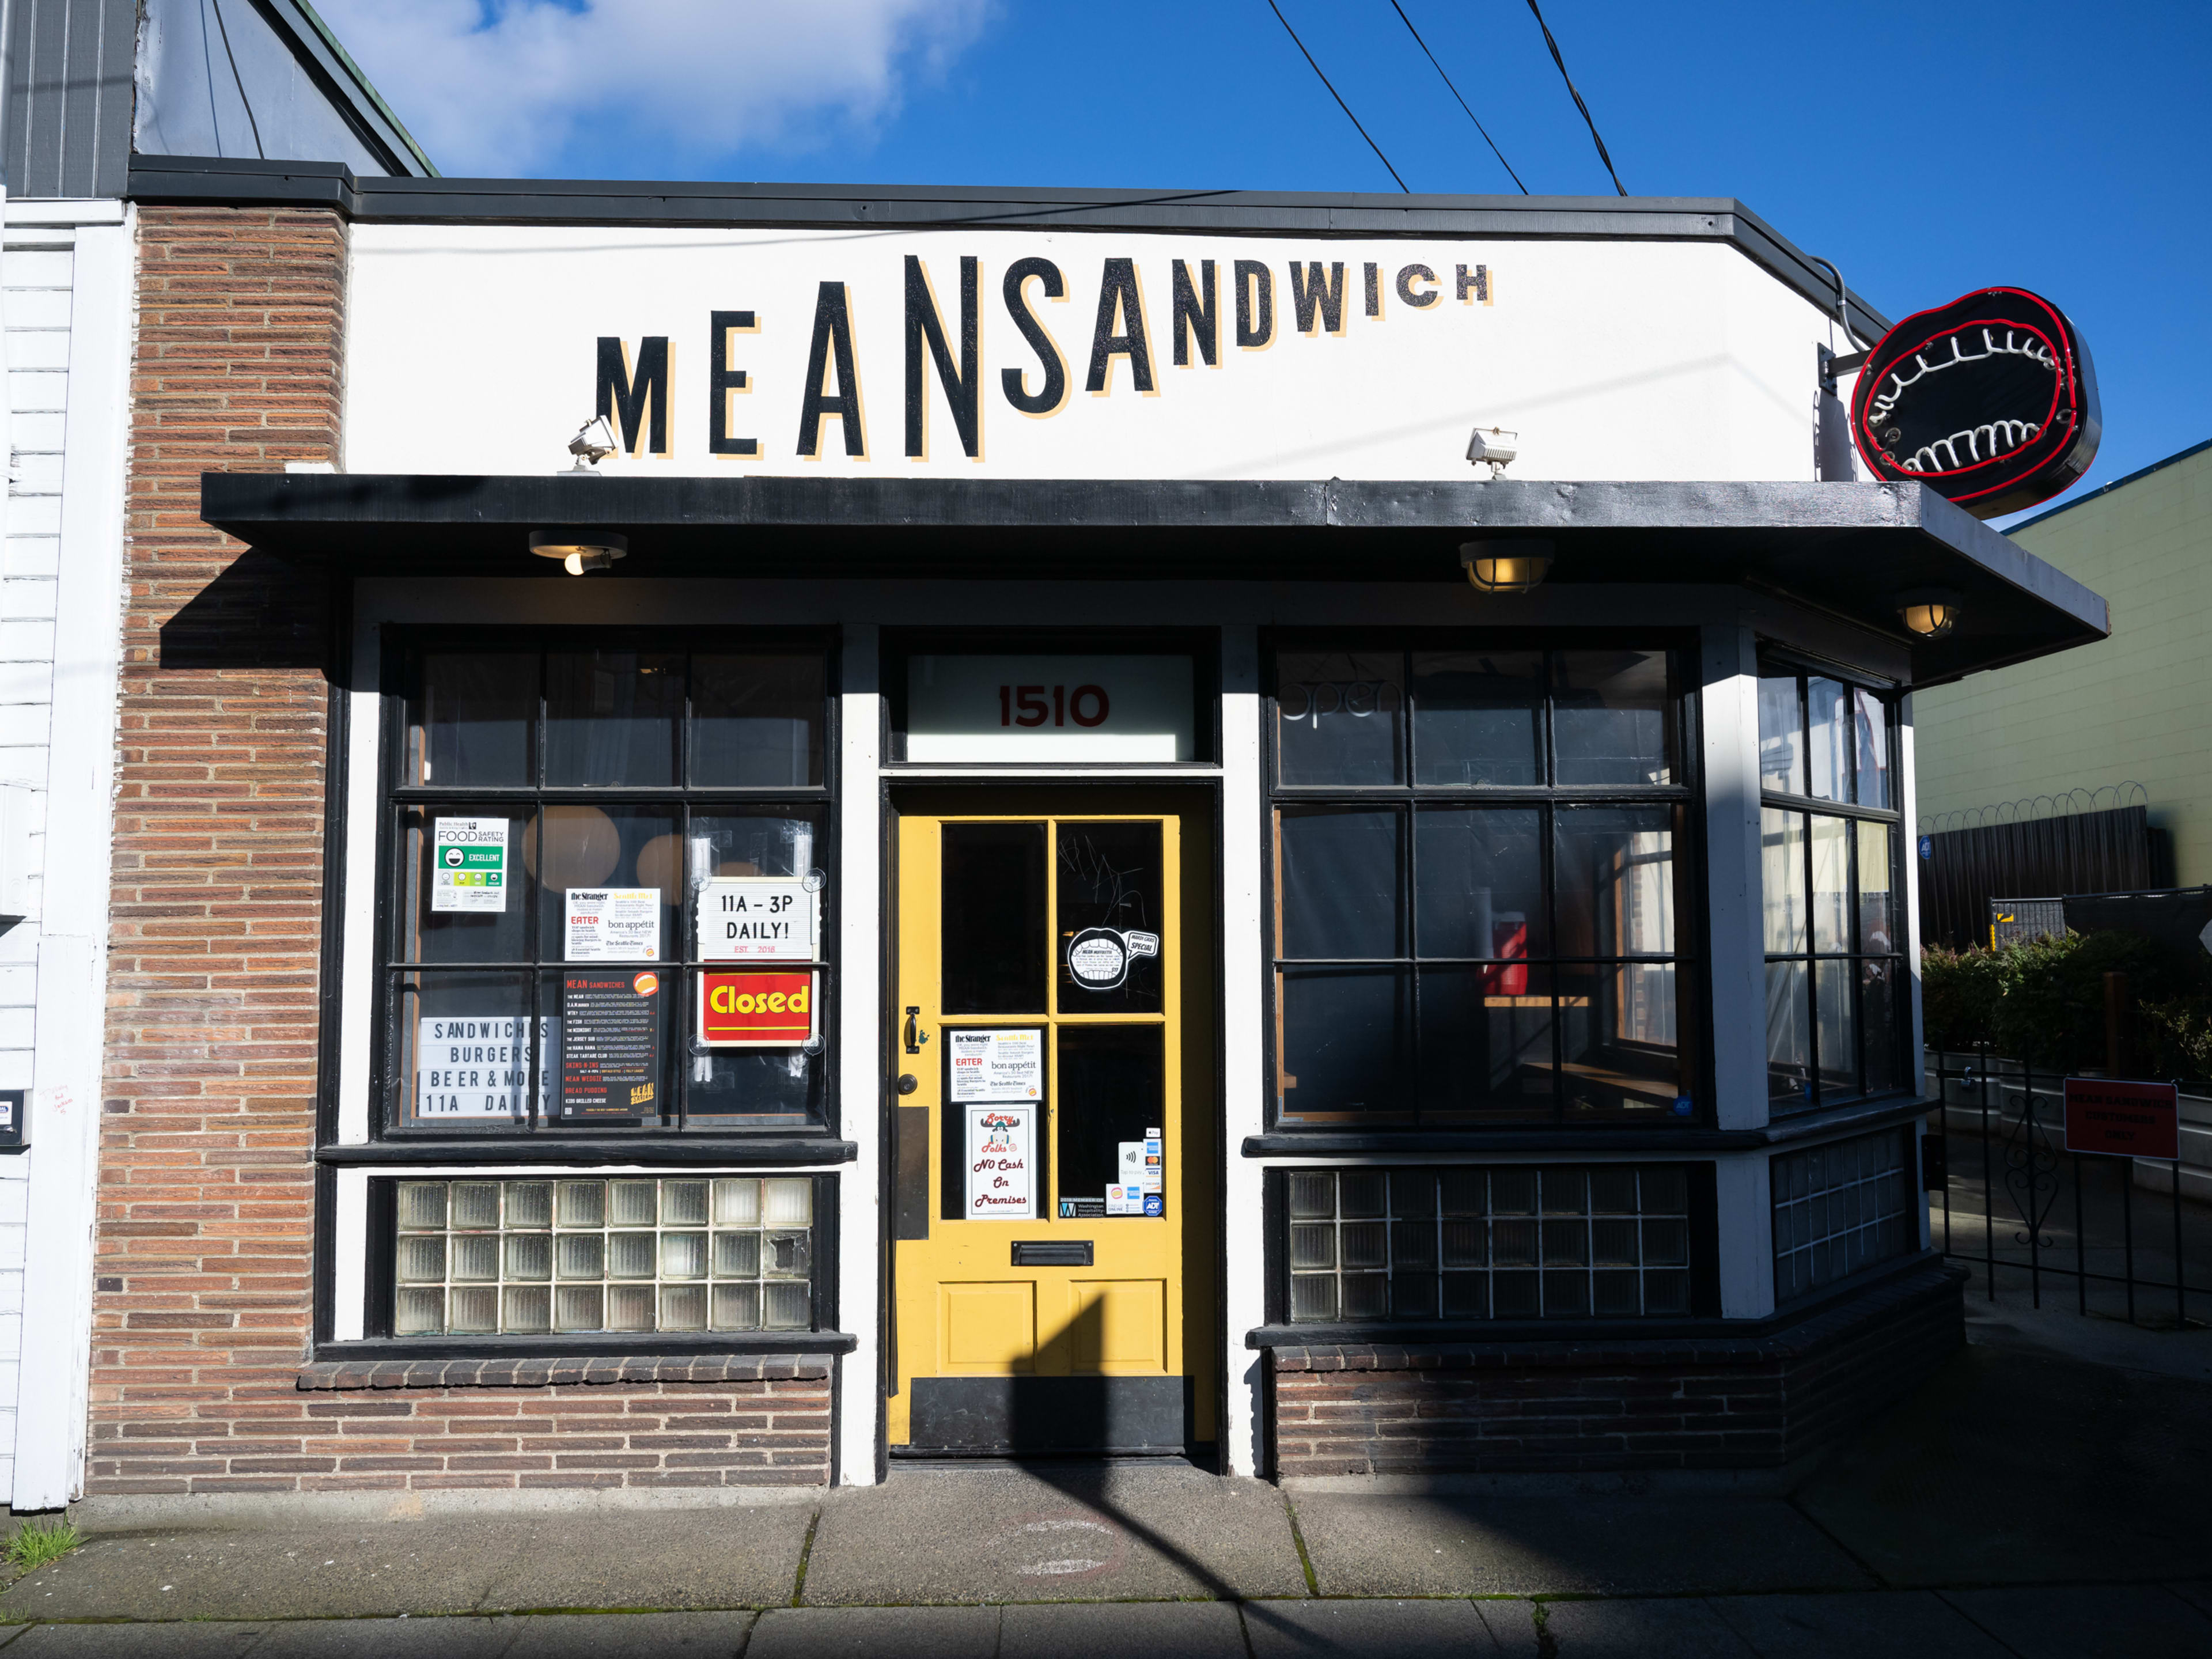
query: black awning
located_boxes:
[199,473,2106,688]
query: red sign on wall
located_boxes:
[698,971,817,1048]
[2062,1077,2179,1160]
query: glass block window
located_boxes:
[1283,1164,1694,1323]
[391,1176,816,1336]
[1267,641,1698,1128]
[1771,1128,1916,1304]
[1759,667,1905,1113]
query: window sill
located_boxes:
[309,1330,858,1375]
[319,1137,858,1166]
[1245,1095,1932,1157]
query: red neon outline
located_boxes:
[1851,289,2082,503]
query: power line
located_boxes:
[1264,0,1409,193]
[1387,2,1527,194]
[209,0,266,161]
[1524,0,1623,196]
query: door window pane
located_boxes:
[1554,652,1671,786]
[1555,806,1675,958]
[414,652,536,786]
[691,653,825,786]
[1756,676,1802,796]
[1056,821,1164,1014]
[1279,806,1403,960]
[1762,809,1806,955]
[1056,1025,1164,1215]
[1806,677,1850,802]
[1418,965,1555,1118]
[1279,967,1411,1119]
[1410,651,1541,786]
[1414,808,1545,960]
[546,650,684,786]
[1853,687,1891,809]
[1857,821,1897,956]
[1767,960,1810,1109]
[1276,651,1404,785]
[1810,815,1850,955]
[941,823,1047,1014]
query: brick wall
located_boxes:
[93,1369,833,1494]
[90,204,346,1497]
[1271,1263,1964,1479]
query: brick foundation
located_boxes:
[1270,1261,1965,1478]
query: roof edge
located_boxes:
[120,161,1888,336]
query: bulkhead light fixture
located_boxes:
[1460,537,1553,594]
[1896,588,1963,638]
[529,529,628,576]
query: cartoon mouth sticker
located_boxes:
[1850,286,2100,518]
[1066,927,1160,992]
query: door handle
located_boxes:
[904,1006,930,1055]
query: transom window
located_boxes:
[1758,665,1906,1112]
[1267,641,1698,1127]
[380,634,833,1135]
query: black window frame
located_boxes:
[1261,631,1706,1132]
[369,626,842,1146]
[1756,655,1909,1116]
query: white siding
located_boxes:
[2,202,132,1508]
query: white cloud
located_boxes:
[313,0,992,177]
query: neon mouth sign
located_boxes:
[1850,287,2100,518]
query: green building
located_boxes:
[1914,437,2212,881]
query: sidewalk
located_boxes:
[4,1296,2207,1656]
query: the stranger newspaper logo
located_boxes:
[431,818,508,913]
[948,1028,1042,1103]
[2062,1077,2180,1160]
[566,888,661,960]
[966,1105,1035,1216]
[698,877,816,961]
[699,970,817,1047]
[415,1016,554,1117]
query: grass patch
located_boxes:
[6,1518,80,1572]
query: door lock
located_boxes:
[897,1074,919,1096]
[903,1006,930,1055]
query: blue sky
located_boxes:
[331,1,2210,520]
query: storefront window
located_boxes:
[384,635,833,1134]
[1269,642,1695,1127]
[1760,668,1904,1113]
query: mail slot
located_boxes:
[1012,1240,1093,1267]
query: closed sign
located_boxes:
[699,971,818,1047]
[906,653,1195,761]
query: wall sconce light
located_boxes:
[529,529,628,575]
[1460,537,1552,593]
[1896,588,1963,638]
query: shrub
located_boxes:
[1921,929,2212,1077]
[1921,944,2007,1051]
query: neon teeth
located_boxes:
[1866,326,2056,430]
[1899,419,2041,474]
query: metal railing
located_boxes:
[1929,1046,2209,1328]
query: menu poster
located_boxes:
[565,888,662,961]
[966,1105,1036,1217]
[558,969,661,1122]
[948,1028,1043,1103]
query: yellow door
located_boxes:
[889,792,1213,1456]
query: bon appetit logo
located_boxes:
[593,254,1494,462]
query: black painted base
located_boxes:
[907,1376,1185,1454]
